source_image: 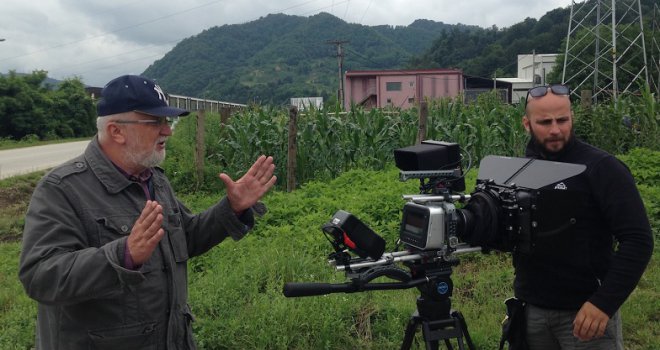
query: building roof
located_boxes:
[497,78,533,84]
[345,68,462,77]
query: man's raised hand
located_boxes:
[219,155,277,213]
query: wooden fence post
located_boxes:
[195,110,205,185]
[580,90,592,110]
[220,106,231,125]
[287,105,298,192]
[417,101,428,144]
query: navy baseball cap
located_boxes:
[97,75,190,117]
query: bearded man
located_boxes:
[511,84,653,350]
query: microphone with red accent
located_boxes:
[322,210,386,260]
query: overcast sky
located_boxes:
[0,0,574,87]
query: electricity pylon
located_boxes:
[650,3,660,96]
[562,0,650,102]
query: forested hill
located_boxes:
[142,13,476,105]
[142,1,655,105]
[410,8,570,79]
[143,0,657,105]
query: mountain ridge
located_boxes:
[144,0,656,105]
[142,12,473,104]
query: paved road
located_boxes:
[0,140,91,180]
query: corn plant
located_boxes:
[573,84,659,155]
[164,91,658,194]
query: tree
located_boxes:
[0,71,50,139]
[50,79,96,138]
[0,71,96,140]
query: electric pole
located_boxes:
[327,40,349,108]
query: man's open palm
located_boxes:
[219,155,276,213]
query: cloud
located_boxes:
[0,0,573,87]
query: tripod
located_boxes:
[282,249,479,349]
[399,260,475,350]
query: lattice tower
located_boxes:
[562,0,650,102]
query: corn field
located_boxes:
[163,91,659,194]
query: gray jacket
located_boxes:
[19,137,256,349]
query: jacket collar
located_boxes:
[84,136,134,194]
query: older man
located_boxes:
[19,75,276,349]
[513,84,653,349]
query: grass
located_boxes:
[1,159,657,349]
[176,168,521,349]
[0,171,45,242]
[0,242,36,348]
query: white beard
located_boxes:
[124,135,167,169]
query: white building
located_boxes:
[498,53,560,103]
[290,97,323,111]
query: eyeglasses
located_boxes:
[113,117,175,127]
[525,84,571,107]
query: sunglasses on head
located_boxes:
[525,84,571,107]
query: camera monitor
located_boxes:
[394,141,465,192]
[394,141,460,171]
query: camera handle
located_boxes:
[400,260,476,350]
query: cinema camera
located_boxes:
[283,140,586,349]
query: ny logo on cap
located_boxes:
[153,84,167,103]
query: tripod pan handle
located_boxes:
[283,282,355,297]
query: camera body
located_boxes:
[399,201,461,251]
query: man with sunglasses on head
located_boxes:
[512,84,653,349]
[19,75,277,349]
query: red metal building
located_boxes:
[343,68,464,110]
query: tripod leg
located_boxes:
[400,315,420,350]
[452,311,476,350]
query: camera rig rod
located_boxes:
[332,250,424,271]
[332,246,482,272]
[403,194,471,204]
[399,169,460,181]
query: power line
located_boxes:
[47,41,176,75]
[2,1,352,103]
[2,0,350,81]
[0,0,224,63]
[359,0,374,24]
